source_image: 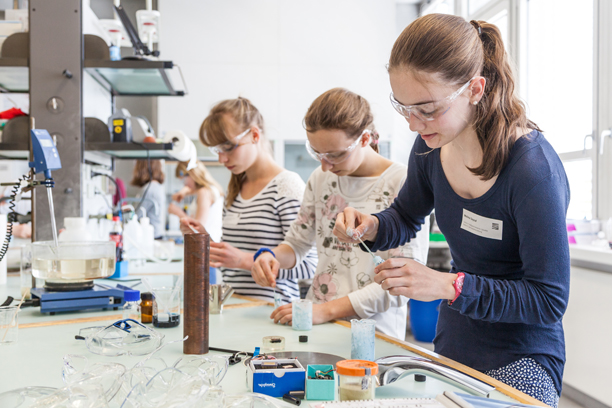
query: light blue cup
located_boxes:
[292,299,312,331]
[350,318,376,361]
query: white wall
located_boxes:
[564,266,612,406]
[158,0,417,167]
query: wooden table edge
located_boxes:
[331,320,549,407]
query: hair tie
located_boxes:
[371,139,379,145]
[470,20,482,36]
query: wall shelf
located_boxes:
[0,142,29,160]
[0,58,186,96]
[84,60,186,96]
[85,142,174,159]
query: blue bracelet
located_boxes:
[254,248,275,261]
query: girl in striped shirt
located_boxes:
[181,97,317,302]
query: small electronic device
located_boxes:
[248,358,306,398]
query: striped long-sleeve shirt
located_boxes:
[221,170,318,302]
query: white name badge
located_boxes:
[460,209,503,240]
[224,212,241,225]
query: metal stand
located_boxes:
[30,0,83,241]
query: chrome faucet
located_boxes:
[375,355,495,397]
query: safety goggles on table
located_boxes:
[76,318,164,357]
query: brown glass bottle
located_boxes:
[140,292,154,324]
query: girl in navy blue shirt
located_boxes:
[334,14,569,408]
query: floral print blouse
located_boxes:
[281,163,430,339]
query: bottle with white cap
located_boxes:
[139,215,155,260]
[122,289,141,321]
[59,217,94,242]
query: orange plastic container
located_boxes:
[336,360,379,401]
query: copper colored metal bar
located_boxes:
[183,232,210,354]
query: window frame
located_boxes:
[462,0,604,220]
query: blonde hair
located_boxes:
[199,97,269,207]
[303,88,380,153]
[175,161,224,196]
[389,14,539,180]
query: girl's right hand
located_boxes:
[172,191,185,202]
[252,252,280,287]
[180,217,205,235]
[333,207,379,243]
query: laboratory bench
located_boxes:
[0,270,546,407]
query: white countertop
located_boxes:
[0,272,543,406]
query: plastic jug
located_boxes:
[139,216,155,259]
[123,215,144,260]
[59,217,94,242]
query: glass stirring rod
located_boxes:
[347,227,384,266]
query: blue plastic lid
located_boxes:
[124,289,140,302]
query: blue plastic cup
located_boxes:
[409,299,441,343]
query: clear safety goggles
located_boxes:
[389,77,475,122]
[77,318,164,357]
[207,127,253,155]
[305,130,368,165]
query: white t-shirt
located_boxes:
[282,163,430,339]
[188,186,223,243]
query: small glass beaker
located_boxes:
[292,299,312,331]
[350,319,376,361]
[0,305,20,344]
[20,245,33,300]
[336,359,378,401]
[152,287,181,328]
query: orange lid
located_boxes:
[336,360,378,376]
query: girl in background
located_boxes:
[181,97,317,302]
[252,88,429,339]
[169,160,224,243]
[130,159,166,239]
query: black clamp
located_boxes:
[228,351,249,366]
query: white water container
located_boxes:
[59,217,94,242]
[124,215,144,260]
[139,216,155,260]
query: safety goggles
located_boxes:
[389,78,475,122]
[207,127,252,155]
[305,130,368,165]
[76,318,164,357]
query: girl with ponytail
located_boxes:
[252,88,429,339]
[181,97,317,303]
[333,14,569,407]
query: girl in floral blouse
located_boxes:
[252,88,429,339]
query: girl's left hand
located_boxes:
[269,303,330,325]
[210,241,250,269]
[374,258,456,302]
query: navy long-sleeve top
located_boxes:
[368,130,570,394]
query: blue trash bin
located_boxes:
[409,299,442,343]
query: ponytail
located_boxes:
[389,14,540,180]
[469,19,540,179]
[369,130,380,153]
